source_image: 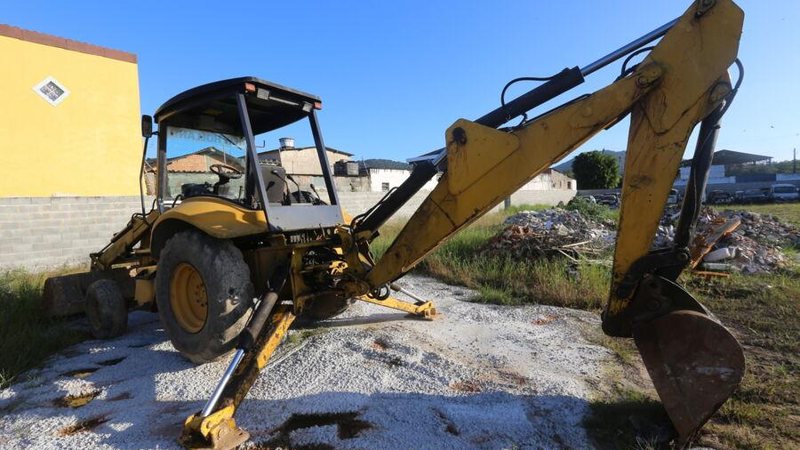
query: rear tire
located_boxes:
[85,279,127,339]
[155,231,254,364]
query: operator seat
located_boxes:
[261,164,288,204]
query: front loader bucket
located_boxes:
[633,310,745,446]
[42,268,134,317]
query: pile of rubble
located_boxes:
[652,206,681,248]
[687,209,799,274]
[485,209,615,260]
[647,207,797,274]
[486,204,798,275]
[728,210,800,247]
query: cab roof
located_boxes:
[153,77,321,136]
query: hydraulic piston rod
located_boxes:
[200,287,281,417]
[580,18,678,76]
[407,17,680,167]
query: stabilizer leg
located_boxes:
[357,283,437,319]
[180,305,296,450]
[357,295,436,319]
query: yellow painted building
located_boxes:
[0,25,141,196]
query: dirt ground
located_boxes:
[0,275,618,449]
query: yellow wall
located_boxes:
[0,35,141,196]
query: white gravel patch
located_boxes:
[0,275,613,449]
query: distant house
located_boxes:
[361,159,435,192]
[681,150,773,168]
[165,147,244,173]
[519,169,576,191]
[258,138,352,191]
[258,139,352,176]
[334,159,575,193]
[334,159,437,192]
[145,147,247,197]
[155,143,578,196]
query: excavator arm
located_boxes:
[362,0,742,292]
[351,0,745,444]
[182,1,745,448]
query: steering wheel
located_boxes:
[209,163,243,180]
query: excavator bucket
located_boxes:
[633,310,745,445]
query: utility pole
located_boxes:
[794,148,797,174]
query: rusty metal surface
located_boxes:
[633,310,745,446]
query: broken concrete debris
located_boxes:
[489,209,615,260]
[683,208,796,274]
[488,205,797,275]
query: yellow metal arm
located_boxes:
[366,70,657,288]
[357,295,436,319]
[364,0,743,295]
[357,2,745,442]
[92,209,159,270]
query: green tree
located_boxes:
[726,160,798,176]
[572,151,620,189]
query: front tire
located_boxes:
[155,231,254,364]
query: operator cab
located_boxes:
[146,77,342,231]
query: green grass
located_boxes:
[582,268,800,449]
[685,270,800,449]
[564,196,619,223]
[373,206,611,310]
[717,202,800,227]
[501,203,552,216]
[0,268,89,389]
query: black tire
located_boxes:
[85,279,128,339]
[155,230,255,364]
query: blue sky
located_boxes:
[5,1,798,162]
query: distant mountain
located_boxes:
[553,149,626,174]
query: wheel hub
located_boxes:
[170,263,209,333]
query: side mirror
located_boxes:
[141,115,153,138]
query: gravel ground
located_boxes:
[0,275,613,449]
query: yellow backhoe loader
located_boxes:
[45,0,745,447]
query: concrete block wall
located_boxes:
[0,196,152,270]
[336,191,432,218]
[1,189,574,270]
[508,189,576,207]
